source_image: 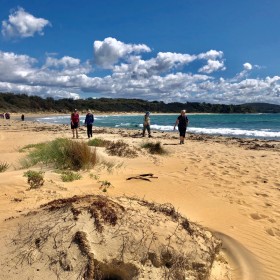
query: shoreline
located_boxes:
[2,117,280,149]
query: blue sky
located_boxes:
[0,0,280,104]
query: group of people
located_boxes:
[71,109,94,139]
[0,112,10,119]
[71,109,189,144]
[142,110,189,144]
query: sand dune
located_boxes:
[0,118,279,279]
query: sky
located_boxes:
[0,0,280,105]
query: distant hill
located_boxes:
[242,103,280,113]
[0,92,280,113]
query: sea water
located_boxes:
[32,113,280,140]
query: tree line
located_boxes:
[0,92,280,113]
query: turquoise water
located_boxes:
[34,113,280,140]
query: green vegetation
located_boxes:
[88,138,110,147]
[23,170,44,189]
[106,140,137,158]
[1,92,280,113]
[0,161,9,172]
[141,141,167,155]
[99,180,112,192]
[60,171,82,182]
[19,142,46,153]
[21,138,97,170]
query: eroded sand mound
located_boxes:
[0,195,223,279]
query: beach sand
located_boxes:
[0,117,279,279]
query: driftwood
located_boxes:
[126,173,158,182]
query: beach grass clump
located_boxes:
[23,170,44,189]
[21,138,97,170]
[88,138,110,147]
[61,171,82,182]
[99,180,112,192]
[141,141,167,155]
[19,142,46,153]
[105,140,137,158]
[0,161,9,172]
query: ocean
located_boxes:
[32,113,280,140]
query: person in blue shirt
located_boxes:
[84,109,94,138]
[174,110,189,144]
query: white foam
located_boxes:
[115,123,132,127]
[188,127,280,138]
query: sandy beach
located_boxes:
[0,117,279,280]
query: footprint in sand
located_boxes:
[250,213,268,220]
[266,227,280,237]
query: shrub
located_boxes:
[23,170,44,189]
[21,138,97,170]
[0,161,9,172]
[88,138,110,147]
[141,141,166,155]
[106,140,137,158]
[99,180,112,192]
[61,171,82,182]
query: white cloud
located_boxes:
[198,50,223,60]
[243,62,252,70]
[93,37,151,68]
[1,7,51,39]
[0,38,280,104]
[198,59,226,74]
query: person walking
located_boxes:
[142,111,151,137]
[84,109,94,138]
[174,110,189,144]
[70,109,80,138]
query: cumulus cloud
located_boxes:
[93,37,151,68]
[1,7,51,39]
[198,59,226,74]
[243,62,253,70]
[0,37,280,104]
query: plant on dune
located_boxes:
[21,138,97,170]
[61,171,82,182]
[19,142,46,153]
[99,180,112,192]
[0,161,9,172]
[141,141,167,155]
[23,170,44,189]
[88,138,110,147]
[105,140,137,158]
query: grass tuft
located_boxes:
[106,140,137,158]
[141,141,167,155]
[61,171,82,182]
[23,170,44,189]
[21,138,97,170]
[0,161,9,172]
[88,138,110,147]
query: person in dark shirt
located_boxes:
[174,110,189,144]
[142,111,151,137]
[84,109,94,138]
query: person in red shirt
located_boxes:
[70,109,80,138]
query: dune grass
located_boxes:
[60,171,82,182]
[106,140,138,158]
[88,138,110,147]
[21,138,97,170]
[23,170,44,189]
[141,141,167,155]
[0,161,9,172]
